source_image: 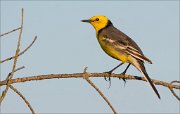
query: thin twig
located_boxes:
[168,80,180,100]
[0,27,21,37]
[83,67,117,114]
[1,36,37,63]
[6,66,25,80]
[9,85,35,114]
[0,8,24,104]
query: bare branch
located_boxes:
[0,27,21,37]
[0,8,24,104]
[9,85,35,114]
[0,36,37,63]
[83,67,117,114]
[0,73,179,100]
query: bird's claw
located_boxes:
[118,71,127,86]
[104,71,112,82]
[103,71,112,88]
[121,71,127,83]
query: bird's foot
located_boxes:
[120,71,127,83]
[103,70,113,88]
[104,70,113,81]
[118,71,127,87]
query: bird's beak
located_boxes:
[81,19,92,23]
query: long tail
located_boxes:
[132,59,161,99]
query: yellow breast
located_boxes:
[97,35,129,63]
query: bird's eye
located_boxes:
[96,18,99,21]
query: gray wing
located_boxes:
[99,26,152,64]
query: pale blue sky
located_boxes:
[1,1,179,113]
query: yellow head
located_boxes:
[82,15,111,32]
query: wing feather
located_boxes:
[99,25,152,64]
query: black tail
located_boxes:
[141,67,161,99]
[133,60,161,99]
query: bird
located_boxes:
[81,15,160,99]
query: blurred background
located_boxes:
[1,1,179,113]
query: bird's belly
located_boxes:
[98,38,129,63]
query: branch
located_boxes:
[0,66,25,103]
[168,81,180,101]
[0,27,21,37]
[6,66,25,80]
[0,36,37,63]
[0,73,179,100]
[9,85,35,114]
[83,67,117,114]
[0,8,24,104]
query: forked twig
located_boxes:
[0,36,37,63]
[83,67,117,114]
[0,8,24,104]
[0,66,25,102]
[6,66,25,81]
[168,80,180,100]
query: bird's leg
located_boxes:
[120,63,131,83]
[104,62,124,81]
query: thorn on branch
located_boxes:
[83,67,89,79]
